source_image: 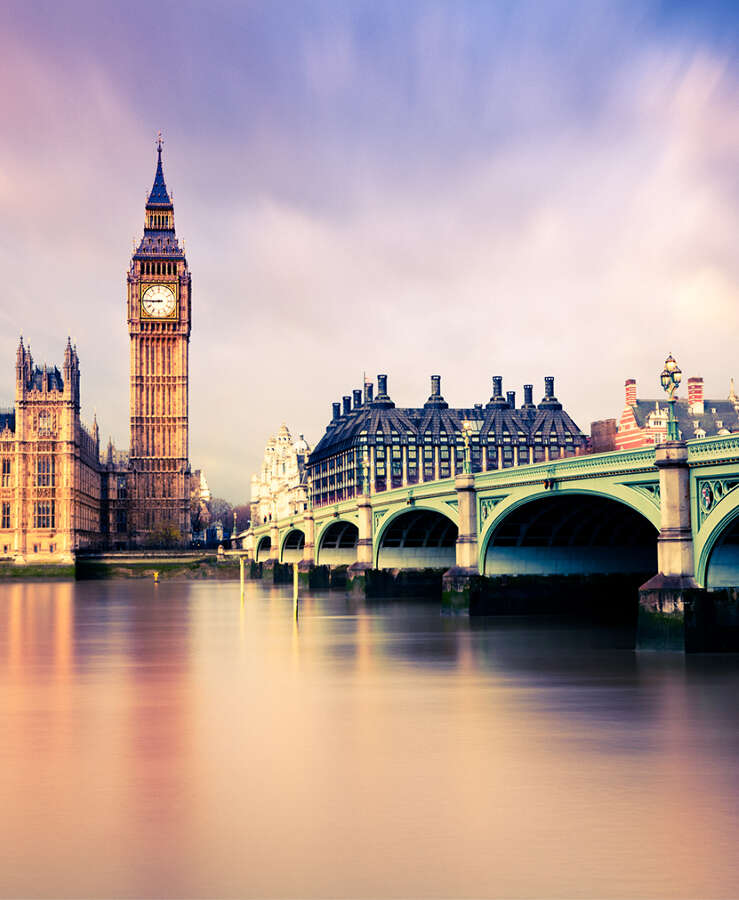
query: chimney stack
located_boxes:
[353,389,362,408]
[332,402,341,421]
[492,376,503,398]
[377,374,388,398]
[507,391,516,409]
[342,396,351,416]
[523,384,534,407]
[544,376,555,399]
[366,382,374,403]
[430,375,441,397]
[625,379,637,406]
[688,377,704,415]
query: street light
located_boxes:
[660,353,682,441]
[461,421,474,474]
[362,451,371,495]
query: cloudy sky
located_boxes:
[0,1,737,500]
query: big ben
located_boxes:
[127,137,191,544]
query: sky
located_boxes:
[0,0,737,501]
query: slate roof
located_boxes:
[134,143,185,259]
[308,379,586,466]
[147,144,172,207]
[28,366,64,393]
[631,399,739,439]
[0,409,15,433]
[134,232,184,258]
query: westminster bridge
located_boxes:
[243,435,739,649]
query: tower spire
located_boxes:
[147,131,171,206]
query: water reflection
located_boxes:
[0,580,737,899]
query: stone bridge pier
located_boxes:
[441,472,479,612]
[637,441,711,650]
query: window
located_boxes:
[117,476,127,499]
[36,456,55,487]
[49,544,55,553]
[33,500,55,529]
[33,544,39,553]
[1,502,10,529]
[1,457,11,487]
[38,410,53,436]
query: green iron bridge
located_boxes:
[244,435,739,592]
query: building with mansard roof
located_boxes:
[307,374,586,508]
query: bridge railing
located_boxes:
[687,434,739,463]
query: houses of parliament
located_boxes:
[0,141,192,563]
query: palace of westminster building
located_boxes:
[0,141,192,563]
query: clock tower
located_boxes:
[127,137,191,545]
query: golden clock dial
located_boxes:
[142,284,176,318]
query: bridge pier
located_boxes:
[442,472,478,613]
[347,492,373,595]
[297,509,316,588]
[638,442,706,650]
[261,523,281,582]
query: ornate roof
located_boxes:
[0,410,15,433]
[28,366,64,393]
[631,399,739,438]
[146,139,172,208]
[308,375,586,465]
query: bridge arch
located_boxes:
[374,505,458,569]
[316,519,359,566]
[255,535,272,563]
[479,488,658,576]
[280,528,305,563]
[695,491,739,587]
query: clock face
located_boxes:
[141,284,176,318]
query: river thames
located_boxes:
[1,579,738,898]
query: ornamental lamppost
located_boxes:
[362,451,371,495]
[461,421,474,474]
[660,353,682,441]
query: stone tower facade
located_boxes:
[0,338,101,563]
[127,139,191,544]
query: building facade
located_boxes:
[0,140,194,563]
[126,138,192,544]
[0,339,102,563]
[250,425,312,524]
[614,376,739,450]
[307,375,587,508]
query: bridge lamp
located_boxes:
[660,353,682,441]
[362,451,371,495]
[461,421,474,474]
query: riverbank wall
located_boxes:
[0,552,241,580]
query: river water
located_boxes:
[0,579,738,899]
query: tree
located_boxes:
[191,495,210,534]
[209,497,234,531]
[146,525,183,549]
[232,504,251,532]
